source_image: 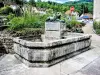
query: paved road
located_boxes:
[71,57,100,75]
[70,23,100,75]
[82,23,95,34]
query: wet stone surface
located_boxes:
[0,54,29,75]
[0,40,100,75]
[79,58,100,75]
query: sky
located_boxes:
[40,0,79,3]
[28,0,79,3]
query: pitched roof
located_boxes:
[80,13,93,19]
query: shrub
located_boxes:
[23,12,47,28]
[93,21,100,34]
[23,13,43,28]
[62,15,81,29]
[65,20,72,29]
[8,12,48,31]
[93,21,100,29]
[7,13,15,21]
[8,17,24,30]
[70,20,80,27]
[80,22,86,27]
[95,29,100,34]
[0,6,13,15]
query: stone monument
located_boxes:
[45,12,66,40]
[45,22,66,40]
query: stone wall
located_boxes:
[0,31,14,54]
[0,16,14,54]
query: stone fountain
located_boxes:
[13,14,91,67]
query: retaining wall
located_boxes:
[0,36,14,53]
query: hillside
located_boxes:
[64,0,93,4]
[80,0,93,2]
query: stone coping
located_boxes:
[13,34,91,48]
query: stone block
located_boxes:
[45,22,66,40]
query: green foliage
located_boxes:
[29,0,36,6]
[66,21,72,29]
[35,1,93,15]
[8,11,48,31]
[61,15,72,29]
[62,15,81,29]
[65,19,83,33]
[93,21,100,29]
[80,22,85,26]
[70,20,80,27]
[0,6,13,15]
[95,29,100,34]
[36,2,69,13]
[8,0,24,5]
[93,21,100,34]
[8,17,24,30]
[46,9,53,14]
[64,1,93,15]
[7,13,15,21]
[37,0,41,2]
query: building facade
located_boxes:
[94,0,100,21]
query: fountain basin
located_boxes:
[13,33,91,67]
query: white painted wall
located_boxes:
[94,0,100,21]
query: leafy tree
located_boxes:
[37,0,41,2]
[35,1,93,15]
[29,0,36,7]
[14,0,24,5]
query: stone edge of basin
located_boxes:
[13,34,92,48]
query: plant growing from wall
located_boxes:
[0,6,13,15]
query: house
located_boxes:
[36,8,46,14]
[22,5,46,14]
[78,13,93,23]
[65,6,79,20]
[80,13,93,19]
[65,10,79,20]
